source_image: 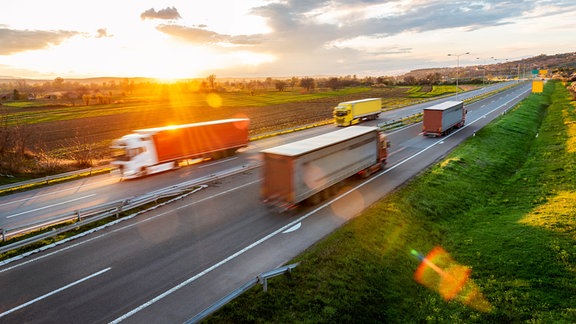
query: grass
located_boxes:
[206,80,576,323]
[408,85,459,98]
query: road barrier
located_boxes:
[0,163,259,253]
[0,166,113,195]
[185,262,300,324]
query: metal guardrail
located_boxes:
[185,262,300,324]
[0,83,521,252]
[0,166,113,194]
[0,163,259,253]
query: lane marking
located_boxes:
[199,157,238,168]
[2,86,530,321]
[282,222,301,234]
[0,267,111,318]
[112,89,531,322]
[6,194,96,219]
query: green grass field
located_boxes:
[407,85,459,98]
[206,81,576,323]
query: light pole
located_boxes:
[476,57,486,87]
[448,52,469,100]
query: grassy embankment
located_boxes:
[207,81,576,323]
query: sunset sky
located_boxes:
[1,0,575,80]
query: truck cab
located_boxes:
[333,103,354,126]
[110,134,158,178]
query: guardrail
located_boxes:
[185,262,300,324]
[0,166,113,194]
[1,82,522,252]
[0,163,259,253]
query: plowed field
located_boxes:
[23,87,413,159]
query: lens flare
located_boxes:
[412,247,492,312]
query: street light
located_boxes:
[448,52,470,100]
[476,57,485,86]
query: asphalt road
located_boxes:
[0,81,531,323]
[0,81,515,231]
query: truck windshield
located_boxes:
[335,110,348,117]
[112,147,145,161]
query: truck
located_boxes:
[422,100,466,137]
[261,126,389,209]
[333,98,382,127]
[111,118,249,179]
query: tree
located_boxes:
[53,77,65,90]
[290,77,299,89]
[404,75,417,85]
[326,77,341,90]
[299,77,316,92]
[275,80,287,92]
[207,74,216,91]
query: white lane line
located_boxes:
[199,157,238,168]
[112,91,529,323]
[0,267,111,318]
[6,194,96,219]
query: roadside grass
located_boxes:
[206,81,576,323]
[408,85,459,98]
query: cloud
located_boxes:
[156,24,263,45]
[96,28,111,38]
[140,7,182,20]
[0,28,78,55]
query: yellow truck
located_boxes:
[333,98,382,126]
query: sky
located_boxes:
[1,0,575,80]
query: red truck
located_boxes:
[261,126,389,210]
[422,100,466,137]
[111,118,250,178]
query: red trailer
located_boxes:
[422,101,466,137]
[111,118,249,178]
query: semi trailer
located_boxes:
[333,98,382,126]
[261,126,389,209]
[111,118,249,179]
[422,100,466,137]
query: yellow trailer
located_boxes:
[333,98,382,126]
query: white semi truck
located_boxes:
[111,118,249,179]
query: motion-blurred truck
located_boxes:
[261,126,389,209]
[422,100,466,137]
[111,118,249,179]
[333,98,382,126]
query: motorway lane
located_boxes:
[0,81,517,231]
[0,170,288,323]
[121,82,532,322]
[0,82,531,322]
[0,128,313,230]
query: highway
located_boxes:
[0,81,513,231]
[0,81,531,323]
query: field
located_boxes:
[206,81,576,323]
[0,85,425,183]
[2,86,417,156]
